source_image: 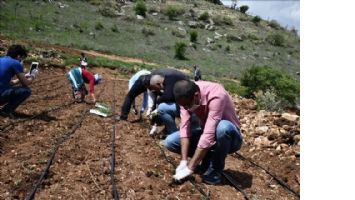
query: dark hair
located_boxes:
[141,74,152,87]
[6,45,28,59]
[173,80,199,100]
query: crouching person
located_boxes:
[67,67,102,103]
[0,45,38,118]
[165,80,243,185]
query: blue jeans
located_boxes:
[157,103,179,134]
[0,87,32,113]
[164,120,243,173]
[132,90,148,113]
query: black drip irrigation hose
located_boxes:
[222,171,250,200]
[25,109,89,200]
[110,80,119,200]
[232,152,300,198]
[24,85,107,200]
[153,139,210,200]
[0,101,75,132]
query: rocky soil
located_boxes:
[0,39,299,200]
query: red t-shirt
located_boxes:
[81,69,95,94]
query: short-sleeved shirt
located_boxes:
[0,56,24,94]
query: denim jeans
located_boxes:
[132,90,148,113]
[157,102,180,134]
[0,86,32,113]
[164,120,243,173]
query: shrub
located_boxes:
[252,15,261,24]
[135,0,147,17]
[225,45,230,52]
[222,16,233,26]
[95,22,104,30]
[111,25,118,32]
[240,66,299,106]
[205,0,223,5]
[266,33,286,47]
[163,5,185,20]
[239,5,249,14]
[220,79,248,96]
[268,20,281,30]
[99,1,119,17]
[213,15,233,26]
[142,27,155,37]
[198,12,209,21]
[190,31,198,42]
[255,89,284,112]
[174,41,187,60]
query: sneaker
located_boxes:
[202,169,222,185]
[196,161,210,175]
[116,115,127,121]
[0,110,15,119]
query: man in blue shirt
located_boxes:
[0,45,38,118]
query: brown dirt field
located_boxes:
[0,66,299,200]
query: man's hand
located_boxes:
[173,165,193,180]
[175,160,188,173]
[90,93,96,103]
[30,69,39,79]
[148,109,158,119]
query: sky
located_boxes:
[221,0,300,33]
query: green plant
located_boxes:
[190,30,198,43]
[239,5,249,14]
[111,25,118,32]
[225,45,231,52]
[213,15,233,26]
[220,79,248,96]
[222,16,233,26]
[134,0,147,17]
[99,1,119,17]
[95,22,104,30]
[255,89,284,112]
[241,66,299,106]
[174,41,187,60]
[205,0,223,5]
[266,33,286,47]
[252,16,261,24]
[198,12,209,21]
[163,5,184,20]
[142,27,155,37]
[268,20,281,30]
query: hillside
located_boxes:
[0,0,300,80]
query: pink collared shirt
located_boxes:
[179,81,241,149]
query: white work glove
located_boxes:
[149,124,158,135]
[175,160,188,173]
[173,165,193,181]
[149,109,159,119]
[30,69,39,79]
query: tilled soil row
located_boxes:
[0,68,106,199]
[33,77,117,199]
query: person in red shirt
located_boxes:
[67,67,102,103]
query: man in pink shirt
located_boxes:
[165,80,243,184]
